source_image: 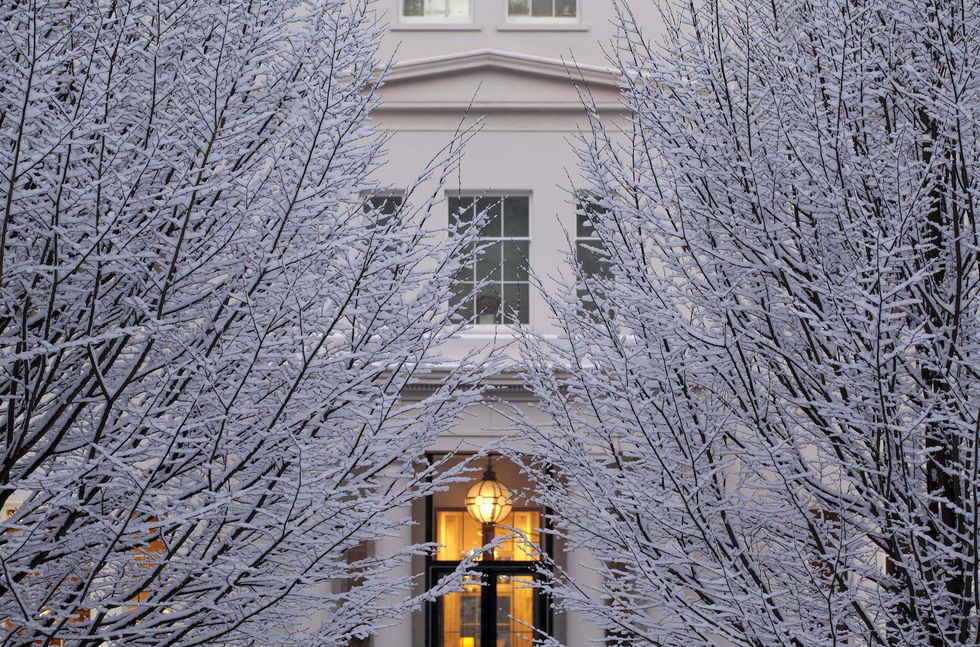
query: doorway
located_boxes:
[425,455,551,647]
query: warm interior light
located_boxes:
[459,638,475,647]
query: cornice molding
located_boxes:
[383,49,621,90]
[400,381,540,403]
[374,100,625,114]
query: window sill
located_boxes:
[391,23,482,31]
[454,324,528,339]
[497,23,588,31]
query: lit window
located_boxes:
[450,196,530,325]
[402,0,471,21]
[436,509,541,561]
[507,0,577,20]
[575,195,611,311]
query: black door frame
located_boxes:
[429,565,550,647]
[424,454,553,647]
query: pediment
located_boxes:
[376,49,624,113]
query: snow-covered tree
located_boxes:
[0,1,482,644]
[517,1,979,645]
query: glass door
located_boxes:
[427,455,550,647]
[433,572,539,647]
[437,575,482,647]
[495,574,536,647]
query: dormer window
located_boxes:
[507,0,577,21]
[402,0,472,22]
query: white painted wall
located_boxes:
[377,0,663,65]
[372,2,664,644]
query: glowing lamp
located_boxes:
[465,458,513,561]
[465,461,512,525]
[459,638,475,647]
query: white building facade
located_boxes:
[369,2,661,646]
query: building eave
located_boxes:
[383,48,622,90]
[373,100,626,114]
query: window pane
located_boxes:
[576,196,607,236]
[495,510,541,560]
[363,196,402,215]
[448,0,470,17]
[502,241,529,282]
[476,242,502,281]
[403,0,424,16]
[425,0,447,16]
[451,284,474,323]
[364,196,403,230]
[451,197,474,230]
[477,197,502,237]
[578,287,599,312]
[454,242,476,280]
[576,241,610,279]
[503,197,529,237]
[555,0,576,17]
[436,511,463,561]
[508,0,530,15]
[531,0,553,17]
[475,285,502,325]
[503,283,529,325]
[437,511,484,559]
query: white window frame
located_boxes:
[399,0,474,24]
[449,192,532,328]
[505,0,579,24]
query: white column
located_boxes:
[563,544,606,647]
[372,501,415,646]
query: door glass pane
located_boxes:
[439,575,482,647]
[496,575,536,646]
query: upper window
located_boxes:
[362,194,404,253]
[362,194,403,223]
[450,196,530,326]
[402,0,471,22]
[507,0,577,21]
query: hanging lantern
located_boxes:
[465,458,513,526]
